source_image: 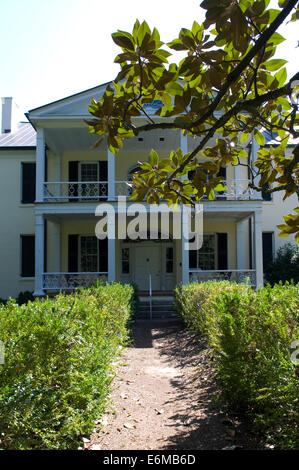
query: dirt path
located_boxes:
[88,319,262,450]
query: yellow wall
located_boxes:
[0,150,35,298]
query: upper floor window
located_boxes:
[21,235,35,277]
[21,162,36,203]
[262,183,272,201]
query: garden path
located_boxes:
[87,319,262,450]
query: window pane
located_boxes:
[22,163,36,203]
[21,235,35,277]
[80,236,98,272]
[122,248,130,274]
[166,247,173,273]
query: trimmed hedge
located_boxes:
[0,282,137,449]
[175,281,299,449]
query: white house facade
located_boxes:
[0,87,297,299]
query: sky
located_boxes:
[0,0,298,119]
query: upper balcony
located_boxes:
[41,178,259,203]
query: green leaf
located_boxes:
[149,149,159,166]
[263,59,287,72]
[111,31,135,51]
[254,129,266,146]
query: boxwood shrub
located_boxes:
[0,282,136,449]
[174,281,299,449]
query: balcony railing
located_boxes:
[42,179,259,202]
[189,269,256,287]
[43,272,108,290]
[43,182,108,202]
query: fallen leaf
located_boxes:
[124,423,136,430]
[154,408,164,415]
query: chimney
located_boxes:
[1,97,20,134]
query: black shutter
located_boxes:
[21,235,35,277]
[99,161,108,200]
[68,235,78,272]
[189,250,197,269]
[68,161,78,202]
[21,163,36,203]
[217,233,228,269]
[262,232,273,269]
[99,238,108,272]
[262,183,272,201]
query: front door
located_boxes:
[135,245,161,290]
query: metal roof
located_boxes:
[0,122,36,148]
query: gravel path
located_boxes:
[88,319,262,450]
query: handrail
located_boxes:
[149,274,152,320]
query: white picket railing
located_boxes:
[189,269,256,287]
[42,179,260,202]
[43,272,108,290]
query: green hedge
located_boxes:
[0,282,137,449]
[175,281,299,449]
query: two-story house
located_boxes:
[0,85,297,299]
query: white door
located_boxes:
[135,245,161,290]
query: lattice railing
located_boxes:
[189,269,256,287]
[43,272,108,290]
[43,182,108,201]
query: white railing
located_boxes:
[42,179,260,202]
[43,182,108,201]
[189,269,256,287]
[43,272,108,290]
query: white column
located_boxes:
[236,219,247,270]
[107,212,116,282]
[254,211,263,288]
[52,220,61,272]
[36,128,46,202]
[180,130,188,155]
[33,214,45,296]
[181,130,189,284]
[181,207,189,284]
[234,164,241,199]
[251,134,262,200]
[108,148,115,201]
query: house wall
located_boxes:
[0,150,35,298]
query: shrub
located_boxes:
[174,281,299,449]
[16,290,35,305]
[264,243,299,285]
[0,282,136,449]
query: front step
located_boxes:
[138,296,177,319]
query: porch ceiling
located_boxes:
[44,126,181,154]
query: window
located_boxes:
[21,235,35,277]
[21,163,36,203]
[121,248,130,274]
[262,232,274,269]
[189,234,216,270]
[166,247,173,273]
[262,183,272,201]
[80,236,98,272]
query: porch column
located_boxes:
[33,214,45,296]
[234,164,241,199]
[107,211,116,282]
[180,130,188,155]
[254,211,263,288]
[52,220,61,272]
[36,128,46,202]
[181,208,189,284]
[236,219,248,270]
[108,148,115,201]
[251,135,262,200]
